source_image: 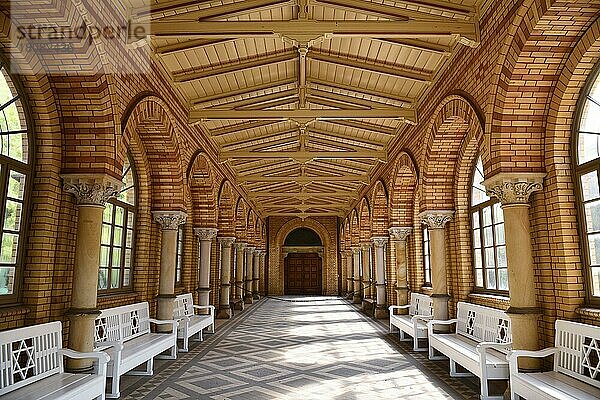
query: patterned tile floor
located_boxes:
[120,297,481,399]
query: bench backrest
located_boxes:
[456,302,511,349]
[95,301,151,344]
[554,320,600,389]
[174,293,195,319]
[409,293,433,317]
[0,321,63,395]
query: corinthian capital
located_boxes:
[371,236,388,248]
[194,228,218,241]
[62,174,123,206]
[153,211,187,230]
[419,210,454,229]
[350,246,361,255]
[482,173,546,205]
[245,246,256,254]
[388,227,412,241]
[233,242,247,250]
[218,236,236,247]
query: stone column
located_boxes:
[388,227,413,313]
[194,228,218,307]
[259,251,267,295]
[217,237,235,319]
[484,173,545,370]
[351,246,362,304]
[153,211,187,332]
[344,250,353,297]
[372,236,388,319]
[233,242,246,310]
[244,246,256,304]
[360,242,373,311]
[62,174,122,372]
[419,211,453,328]
[253,250,262,300]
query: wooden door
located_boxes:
[284,253,322,295]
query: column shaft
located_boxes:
[234,243,246,310]
[217,237,235,319]
[195,228,218,308]
[352,247,361,304]
[252,251,261,299]
[372,237,388,319]
[361,244,372,299]
[345,251,353,296]
[244,247,255,304]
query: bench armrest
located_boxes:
[427,319,457,332]
[95,340,124,352]
[477,341,513,370]
[412,315,433,324]
[192,305,215,315]
[389,305,411,311]
[149,318,178,333]
[59,348,110,375]
[507,347,558,374]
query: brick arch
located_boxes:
[489,0,600,175]
[235,197,249,242]
[270,218,338,296]
[188,152,218,228]
[217,180,236,236]
[370,181,389,236]
[349,209,360,246]
[121,96,186,211]
[358,198,371,242]
[421,95,485,211]
[390,152,419,226]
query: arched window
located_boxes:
[575,68,600,303]
[422,227,431,286]
[99,156,136,291]
[471,157,507,294]
[0,66,32,305]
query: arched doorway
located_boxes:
[283,228,323,295]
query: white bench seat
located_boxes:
[174,293,215,352]
[428,302,512,400]
[511,371,600,400]
[508,320,600,400]
[389,293,433,351]
[0,321,109,400]
[95,301,177,399]
[1,372,106,400]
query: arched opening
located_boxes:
[283,228,323,295]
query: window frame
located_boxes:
[470,157,508,296]
[98,156,137,294]
[422,226,431,287]
[573,62,600,307]
[0,60,34,307]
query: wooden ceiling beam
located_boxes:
[146,20,479,44]
[220,128,297,150]
[323,120,397,136]
[173,50,297,83]
[307,96,367,110]
[210,120,286,137]
[190,108,417,123]
[308,88,398,109]
[250,192,357,198]
[309,51,432,83]
[237,175,370,183]
[400,0,475,17]
[154,38,236,55]
[314,0,452,21]
[239,97,298,111]
[220,150,385,161]
[208,89,297,110]
[137,0,292,21]
[192,78,297,107]
[267,212,345,217]
[308,78,414,105]
[373,38,452,56]
[309,127,385,148]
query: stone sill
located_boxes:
[97,291,140,303]
[0,304,29,318]
[468,292,510,309]
[577,307,600,319]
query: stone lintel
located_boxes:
[153,211,187,230]
[62,173,123,206]
[419,210,454,229]
[482,172,546,205]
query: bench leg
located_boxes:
[128,358,153,376]
[428,344,446,361]
[194,329,203,342]
[106,374,121,399]
[413,338,427,352]
[209,323,215,334]
[179,336,189,353]
[449,359,473,377]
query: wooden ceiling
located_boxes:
[129,0,480,219]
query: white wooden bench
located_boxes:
[94,301,178,399]
[508,319,600,400]
[0,321,110,400]
[174,293,215,352]
[428,302,512,400]
[389,292,433,351]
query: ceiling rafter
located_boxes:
[154,38,236,55]
[308,78,414,105]
[307,96,366,110]
[173,50,297,83]
[192,78,297,107]
[312,159,371,175]
[399,0,475,17]
[250,191,357,198]
[236,160,299,176]
[220,128,298,150]
[373,38,452,56]
[241,97,298,111]
[209,120,286,137]
[309,127,385,149]
[237,174,370,183]
[314,0,458,22]
[308,88,398,109]
[309,50,432,83]
[210,89,297,110]
[323,120,397,136]
[220,150,386,161]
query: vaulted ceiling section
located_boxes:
[130,0,480,219]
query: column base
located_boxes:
[374,305,388,319]
[233,299,245,311]
[352,294,362,304]
[362,299,375,315]
[253,292,260,300]
[217,306,233,319]
[244,295,254,304]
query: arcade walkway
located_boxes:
[120,297,479,399]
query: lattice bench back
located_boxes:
[456,302,512,351]
[0,321,63,395]
[174,293,194,319]
[95,301,151,345]
[554,320,600,389]
[409,293,433,317]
